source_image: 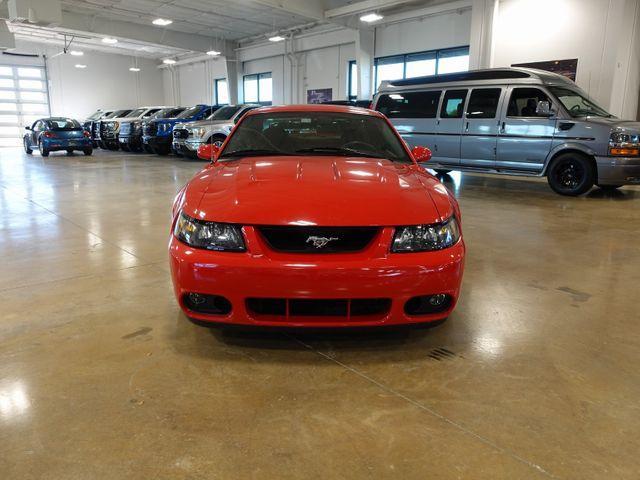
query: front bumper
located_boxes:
[596,156,640,185]
[172,140,199,158]
[169,227,465,328]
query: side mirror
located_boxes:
[536,101,554,117]
[25,126,31,131]
[197,143,220,161]
[411,145,432,163]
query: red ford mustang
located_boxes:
[169,105,465,328]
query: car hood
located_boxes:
[180,156,453,226]
[184,119,231,128]
[580,116,640,132]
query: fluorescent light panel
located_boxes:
[102,37,118,44]
[360,13,383,22]
[152,18,173,26]
[268,35,285,42]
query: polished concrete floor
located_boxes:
[1,147,639,479]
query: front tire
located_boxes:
[547,153,595,196]
[209,135,226,148]
[83,148,93,156]
[66,149,74,155]
[154,145,170,155]
[24,138,32,154]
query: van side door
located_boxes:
[496,87,556,172]
[375,90,441,157]
[435,89,468,166]
[460,87,504,168]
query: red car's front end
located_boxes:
[169,105,465,328]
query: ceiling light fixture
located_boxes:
[75,64,87,69]
[360,13,383,22]
[152,18,173,26]
[206,50,221,56]
[70,50,84,56]
[162,58,176,65]
[102,37,118,44]
[268,35,285,42]
[129,67,141,72]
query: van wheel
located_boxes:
[209,135,226,148]
[547,153,595,196]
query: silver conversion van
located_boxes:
[373,68,640,195]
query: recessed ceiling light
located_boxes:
[102,37,118,44]
[268,35,285,42]
[162,58,176,65]
[129,67,141,72]
[69,50,83,56]
[152,18,173,26]
[360,13,383,22]
[206,50,221,56]
[75,64,87,69]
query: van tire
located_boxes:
[546,152,595,196]
[434,169,451,175]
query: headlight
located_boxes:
[392,217,460,252]
[609,130,640,156]
[114,121,119,130]
[189,127,206,138]
[174,211,245,251]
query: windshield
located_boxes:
[208,105,241,121]
[219,111,412,163]
[48,118,81,130]
[177,106,202,119]
[549,87,612,118]
[153,107,185,119]
[129,108,147,118]
[87,111,103,121]
[109,110,132,118]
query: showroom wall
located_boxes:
[0,39,165,119]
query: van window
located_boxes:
[507,88,550,117]
[376,91,441,118]
[440,90,467,118]
[466,88,501,118]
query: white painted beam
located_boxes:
[325,0,417,18]
[249,0,325,21]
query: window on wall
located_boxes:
[348,60,357,100]
[374,46,470,90]
[243,72,272,105]
[0,65,50,147]
[215,78,229,105]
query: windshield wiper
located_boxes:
[294,147,385,159]
[220,149,292,158]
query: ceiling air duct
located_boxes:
[7,0,62,28]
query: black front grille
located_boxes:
[247,298,391,317]
[258,226,378,253]
[173,128,188,139]
[143,123,157,136]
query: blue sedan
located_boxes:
[24,117,93,157]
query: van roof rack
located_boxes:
[382,69,533,88]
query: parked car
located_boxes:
[373,67,640,195]
[169,104,464,328]
[24,117,93,157]
[84,109,113,147]
[94,109,132,149]
[119,107,185,153]
[99,106,172,150]
[172,104,260,159]
[142,104,215,155]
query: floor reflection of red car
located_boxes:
[169,105,465,328]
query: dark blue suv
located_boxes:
[142,104,215,155]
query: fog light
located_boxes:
[429,294,447,306]
[188,293,206,305]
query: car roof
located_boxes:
[246,104,381,118]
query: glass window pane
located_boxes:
[0,103,17,111]
[376,91,442,118]
[466,88,502,118]
[0,78,14,88]
[19,79,44,90]
[376,62,404,89]
[507,88,550,117]
[0,91,16,100]
[0,137,21,147]
[244,75,258,102]
[0,114,19,123]
[406,52,436,78]
[216,79,229,105]
[20,91,46,102]
[440,90,467,118]
[258,73,272,103]
[18,68,42,78]
[349,62,357,99]
[0,125,20,135]
[0,67,12,76]
[22,103,47,113]
[438,48,470,74]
